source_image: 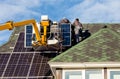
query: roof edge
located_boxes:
[48,62,120,68]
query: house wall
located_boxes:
[55,67,120,79]
[56,68,62,79]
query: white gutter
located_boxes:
[48,62,120,68]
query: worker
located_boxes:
[50,21,60,39]
[73,18,83,43]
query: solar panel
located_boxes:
[29,53,57,77]
[0,26,59,79]
[3,53,33,77]
[0,52,57,79]
[25,25,33,48]
[0,53,10,76]
[60,23,71,46]
[13,32,34,52]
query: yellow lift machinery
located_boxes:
[0,15,62,51]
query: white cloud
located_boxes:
[40,0,64,5]
[0,0,40,7]
[0,0,63,44]
[0,0,64,23]
[0,0,43,23]
[0,0,41,44]
[65,0,120,23]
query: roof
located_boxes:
[0,23,120,52]
[50,28,120,62]
[0,27,24,52]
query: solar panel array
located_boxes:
[60,23,71,46]
[13,32,33,52]
[0,52,57,79]
[0,54,10,77]
[0,23,72,79]
[0,31,59,79]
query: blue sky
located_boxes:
[0,0,120,45]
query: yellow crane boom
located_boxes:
[0,22,13,30]
[0,19,49,46]
[14,19,41,42]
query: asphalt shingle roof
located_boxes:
[50,28,120,62]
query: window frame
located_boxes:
[62,69,104,79]
[107,69,120,79]
[85,69,104,79]
[62,69,85,79]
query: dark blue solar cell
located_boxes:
[26,25,32,33]
[60,24,70,32]
[63,37,70,41]
[26,34,32,47]
[62,38,70,46]
[61,29,70,32]
[26,34,32,40]
[26,41,32,46]
[63,33,70,36]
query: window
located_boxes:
[63,69,104,79]
[85,69,104,79]
[63,70,84,79]
[108,69,120,79]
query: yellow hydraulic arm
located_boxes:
[0,19,49,46]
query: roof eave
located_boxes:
[48,62,120,68]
